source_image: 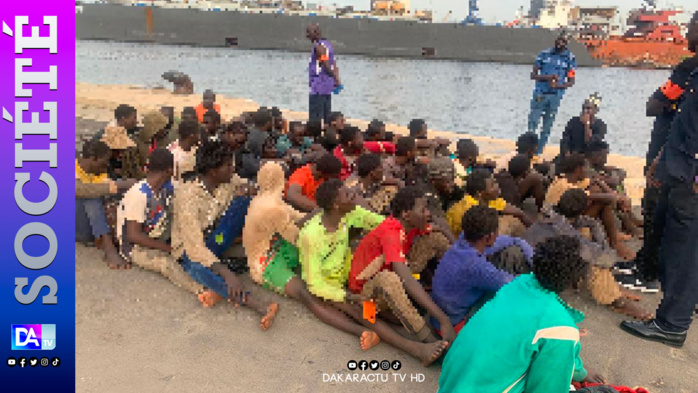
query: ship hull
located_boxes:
[585,39,690,69]
[75,4,601,67]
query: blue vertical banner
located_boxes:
[0,1,75,390]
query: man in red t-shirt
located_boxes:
[286,154,342,212]
[333,126,364,180]
[349,187,457,346]
[364,119,396,155]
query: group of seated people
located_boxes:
[75,90,649,392]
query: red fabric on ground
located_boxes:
[571,382,650,393]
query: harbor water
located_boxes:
[76,40,670,157]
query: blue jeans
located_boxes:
[655,182,698,332]
[180,196,251,298]
[75,198,110,243]
[528,93,562,155]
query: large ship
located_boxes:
[75,0,601,67]
[575,0,691,69]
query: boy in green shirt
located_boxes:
[298,179,449,365]
[298,179,386,303]
[439,236,606,392]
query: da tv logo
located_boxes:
[11,325,56,350]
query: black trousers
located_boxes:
[634,185,661,281]
[656,182,698,332]
[309,94,331,125]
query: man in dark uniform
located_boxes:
[620,13,698,293]
[620,12,698,348]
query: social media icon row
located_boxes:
[7,357,59,368]
[347,360,401,371]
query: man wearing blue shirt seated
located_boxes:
[438,235,606,393]
[431,205,533,333]
[529,31,577,155]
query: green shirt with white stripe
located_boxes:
[438,273,587,393]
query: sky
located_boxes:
[304,0,696,24]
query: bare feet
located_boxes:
[611,299,653,321]
[198,290,223,308]
[621,290,642,302]
[617,232,632,242]
[417,340,449,367]
[360,331,381,351]
[579,328,589,337]
[104,250,130,270]
[614,243,636,261]
[97,236,131,270]
[260,303,279,331]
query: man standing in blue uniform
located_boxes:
[529,31,577,155]
[307,23,340,126]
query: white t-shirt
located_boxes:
[168,140,197,180]
[116,179,174,257]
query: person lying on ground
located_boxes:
[75,140,130,270]
[447,168,532,237]
[171,141,278,330]
[438,235,606,393]
[345,154,399,215]
[161,70,194,95]
[168,119,201,181]
[286,153,342,212]
[545,153,635,260]
[521,189,652,320]
[432,205,533,335]
[116,148,204,296]
[495,154,546,210]
[349,186,456,348]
